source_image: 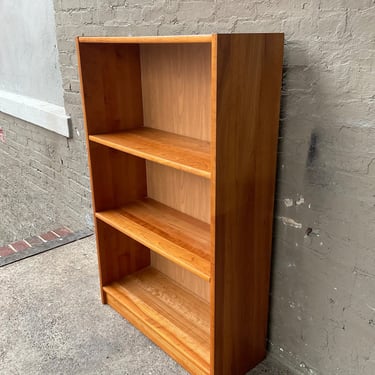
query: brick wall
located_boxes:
[1,0,374,373]
[0,110,92,244]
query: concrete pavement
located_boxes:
[0,235,293,374]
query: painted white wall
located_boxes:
[0,0,70,136]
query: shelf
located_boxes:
[95,198,211,281]
[103,267,210,374]
[89,127,211,179]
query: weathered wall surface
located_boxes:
[0,112,91,244]
[0,0,92,245]
[0,0,64,105]
[1,0,374,373]
[51,1,375,373]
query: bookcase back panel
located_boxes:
[140,43,211,142]
[89,143,147,212]
[79,43,144,135]
[151,253,210,302]
[146,162,210,224]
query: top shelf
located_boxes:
[89,127,211,179]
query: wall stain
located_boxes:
[306,131,318,167]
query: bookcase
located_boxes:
[76,34,284,375]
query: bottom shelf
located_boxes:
[103,267,210,374]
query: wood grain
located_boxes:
[96,219,150,302]
[89,127,211,178]
[77,34,284,374]
[151,254,210,302]
[147,163,210,224]
[78,43,144,135]
[141,43,211,141]
[212,33,284,374]
[88,142,147,212]
[103,267,210,374]
[96,198,211,281]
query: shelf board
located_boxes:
[95,198,211,281]
[89,127,211,179]
[103,267,210,374]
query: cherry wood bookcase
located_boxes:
[76,34,284,375]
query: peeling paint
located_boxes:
[284,198,294,207]
[296,196,305,205]
[300,362,319,375]
[278,216,302,229]
[304,227,320,238]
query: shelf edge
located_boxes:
[89,133,211,179]
[95,209,211,282]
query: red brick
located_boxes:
[11,240,31,252]
[40,231,59,241]
[25,236,44,246]
[0,246,15,257]
[53,227,73,237]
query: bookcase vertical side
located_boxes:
[76,39,150,303]
[209,34,218,375]
[213,34,284,374]
[76,37,106,300]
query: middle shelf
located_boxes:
[95,198,211,281]
[89,127,211,179]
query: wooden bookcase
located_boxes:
[76,34,284,375]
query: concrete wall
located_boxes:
[0,0,374,373]
[0,0,64,105]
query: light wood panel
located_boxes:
[95,198,211,281]
[147,163,210,223]
[103,267,210,374]
[151,254,210,302]
[212,34,284,374]
[89,127,210,178]
[141,43,211,141]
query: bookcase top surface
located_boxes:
[77,33,284,44]
[77,35,213,44]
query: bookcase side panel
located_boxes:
[88,143,147,212]
[213,34,284,374]
[96,220,150,300]
[77,42,144,135]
